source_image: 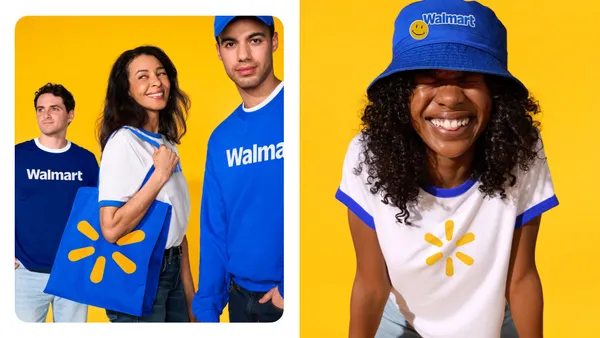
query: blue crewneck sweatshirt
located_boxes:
[192,83,284,322]
[15,139,99,273]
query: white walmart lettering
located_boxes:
[226,142,284,167]
[27,169,83,181]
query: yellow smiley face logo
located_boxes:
[410,20,429,40]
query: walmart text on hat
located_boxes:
[422,12,476,28]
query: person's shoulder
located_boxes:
[15,139,35,150]
[14,140,36,161]
[69,141,95,155]
[208,107,243,144]
[99,127,149,163]
[69,142,98,163]
[346,132,366,157]
[104,126,142,149]
[340,133,368,176]
[514,130,547,176]
[111,126,140,141]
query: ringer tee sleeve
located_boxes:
[514,138,559,229]
[335,134,376,230]
[98,129,150,208]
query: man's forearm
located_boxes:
[508,271,544,338]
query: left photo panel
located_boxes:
[14,16,284,323]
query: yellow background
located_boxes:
[300,0,600,337]
[14,16,284,323]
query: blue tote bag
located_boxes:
[45,127,171,317]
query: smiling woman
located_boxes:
[98,45,189,151]
[334,1,556,337]
[94,45,195,322]
[127,54,172,117]
[409,70,493,161]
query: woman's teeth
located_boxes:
[430,117,471,130]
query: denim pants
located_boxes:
[105,246,189,322]
[228,279,283,322]
[376,296,518,338]
[15,260,88,322]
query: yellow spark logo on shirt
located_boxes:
[67,220,144,283]
[424,220,475,277]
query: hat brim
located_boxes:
[367,43,527,95]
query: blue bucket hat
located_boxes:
[214,16,275,37]
[368,0,526,92]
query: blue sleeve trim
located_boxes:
[515,194,559,229]
[335,187,375,230]
[99,200,125,208]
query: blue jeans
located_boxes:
[228,279,283,322]
[105,246,188,322]
[15,260,88,322]
[376,296,518,338]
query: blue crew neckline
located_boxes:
[138,128,162,139]
[421,178,477,198]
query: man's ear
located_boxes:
[271,32,279,53]
[216,41,223,61]
[67,110,75,125]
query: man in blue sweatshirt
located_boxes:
[192,16,284,322]
[15,83,99,322]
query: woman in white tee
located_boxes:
[336,1,558,337]
[97,45,194,322]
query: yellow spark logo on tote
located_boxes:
[67,220,145,283]
[424,220,475,277]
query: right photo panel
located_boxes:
[301,0,599,337]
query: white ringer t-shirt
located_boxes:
[336,133,558,338]
[98,127,190,249]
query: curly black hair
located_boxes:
[356,71,542,225]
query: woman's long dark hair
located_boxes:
[357,71,541,225]
[98,45,190,150]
